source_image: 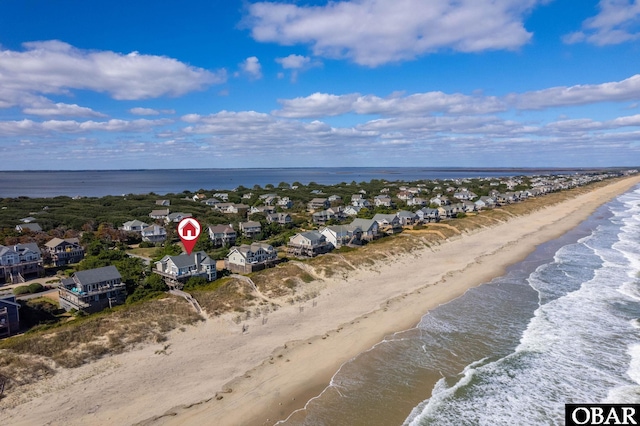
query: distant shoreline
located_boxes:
[0,167,633,198]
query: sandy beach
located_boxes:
[2,176,640,426]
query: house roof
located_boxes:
[17,223,42,232]
[74,265,121,286]
[159,251,212,268]
[123,219,149,228]
[45,237,80,248]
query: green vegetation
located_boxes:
[12,283,45,295]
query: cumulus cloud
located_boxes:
[510,74,640,109]
[275,54,319,82]
[0,118,172,136]
[246,0,545,66]
[563,0,640,45]
[273,74,640,118]
[23,100,107,118]
[129,107,176,116]
[0,40,226,108]
[239,56,263,79]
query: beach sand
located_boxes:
[2,176,639,426]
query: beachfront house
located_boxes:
[0,243,44,284]
[225,243,279,274]
[320,225,363,248]
[372,214,402,234]
[0,295,20,338]
[154,251,216,287]
[44,238,85,266]
[58,265,126,313]
[287,231,333,257]
[349,219,379,241]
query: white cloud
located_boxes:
[563,0,640,45]
[246,0,545,66]
[129,107,176,116]
[23,100,107,118]
[274,93,359,117]
[274,74,640,118]
[276,54,311,69]
[240,56,263,79]
[0,40,226,106]
[0,118,172,136]
[510,74,640,109]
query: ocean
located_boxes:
[0,167,592,198]
[278,185,640,425]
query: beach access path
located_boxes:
[2,175,640,426]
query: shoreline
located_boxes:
[149,176,640,426]
[2,176,639,426]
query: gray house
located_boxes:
[154,251,216,287]
[59,265,126,313]
[0,295,20,338]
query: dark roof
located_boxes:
[74,266,121,285]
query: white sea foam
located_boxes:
[405,186,640,426]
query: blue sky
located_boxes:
[1,0,640,170]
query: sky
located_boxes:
[1,0,640,170]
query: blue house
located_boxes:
[0,295,20,338]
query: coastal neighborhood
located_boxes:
[0,169,639,426]
[0,170,635,336]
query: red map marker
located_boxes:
[177,217,201,255]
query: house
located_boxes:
[287,231,333,257]
[307,198,330,211]
[312,209,335,225]
[121,219,149,232]
[213,203,249,215]
[58,266,126,313]
[344,206,363,216]
[19,216,37,223]
[374,195,393,207]
[407,197,427,207]
[149,208,170,220]
[141,224,167,243]
[416,208,440,223]
[266,213,292,226]
[351,197,372,208]
[372,214,402,233]
[225,243,279,274]
[155,199,170,206]
[213,193,229,201]
[208,224,237,247]
[15,223,42,233]
[250,205,276,215]
[396,210,419,226]
[154,251,216,287]
[277,197,293,209]
[320,225,362,248]
[165,212,192,224]
[202,198,221,206]
[192,193,207,202]
[349,218,380,241]
[44,238,85,267]
[239,221,262,238]
[0,295,20,338]
[328,194,342,203]
[0,243,44,284]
